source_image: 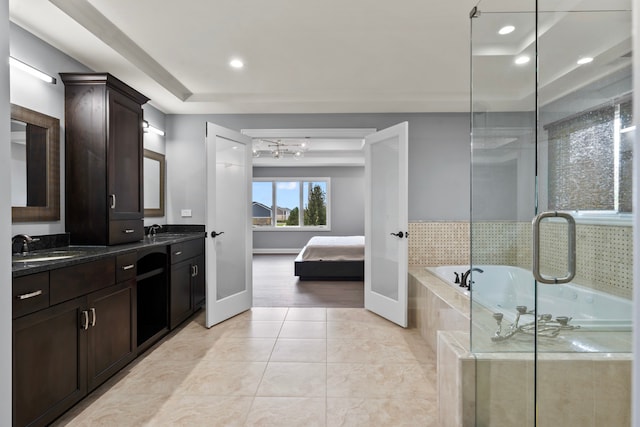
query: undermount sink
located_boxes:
[12,250,86,264]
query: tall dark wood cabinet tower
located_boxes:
[61,73,149,245]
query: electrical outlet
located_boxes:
[181,209,192,217]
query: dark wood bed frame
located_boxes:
[294,251,364,281]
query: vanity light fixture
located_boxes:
[498,25,515,35]
[230,59,244,69]
[515,55,530,65]
[9,56,56,84]
[576,57,593,65]
[142,120,165,136]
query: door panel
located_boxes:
[364,122,408,327]
[205,123,253,327]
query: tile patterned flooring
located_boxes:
[53,307,438,426]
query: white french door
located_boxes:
[205,123,253,328]
[364,122,409,327]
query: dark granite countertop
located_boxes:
[12,232,205,278]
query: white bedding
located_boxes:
[300,236,365,261]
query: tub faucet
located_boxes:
[12,234,39,255]
[461,267,484,290]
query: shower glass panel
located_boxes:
[471,1,632,426]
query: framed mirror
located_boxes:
[143,149,165,217]
[11,104,60,222]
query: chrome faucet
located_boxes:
[460,267,484,290]
[148,224,163,237]
[12,234,39,255]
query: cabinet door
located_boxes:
[192,254,206,311]
[13,298,87,427]
[107,88,143,221]
[170,259,193,329]
[86,281,136,391]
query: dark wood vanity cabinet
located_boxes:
[169,238,205,329]
[13,255,136,427]
[60,73,149,245]
[13,297,87,427]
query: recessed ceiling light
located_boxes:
[498,25,515,35]
[230,59,244,69]
[515,55,530,65]
[577,57,593,65]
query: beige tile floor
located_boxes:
[53,307,438,426]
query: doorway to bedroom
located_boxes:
[240,125,408,324]
[245,128,372,309]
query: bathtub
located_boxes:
[427,265,632,331]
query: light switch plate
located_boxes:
[181,209,192,217]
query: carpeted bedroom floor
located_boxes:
[253,254,364,308]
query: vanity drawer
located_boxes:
[109,219,144,245]
[170,238,204,264]
[116,252,137,283]
[13,272,50,318]
[50,257,115,305]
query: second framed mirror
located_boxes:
[143,149,165,217]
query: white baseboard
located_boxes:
[253,248,301,255]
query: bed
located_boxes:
[294,236,365,281]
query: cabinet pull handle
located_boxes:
[122,264,135,270]
[81,310,89,330]
[110,194,116,209]
[174,251,183,256]
[191,265,197,277]
[123,229,135,234]
[17,290,43,300]
[194,265,198,276]
[90,308,96,327]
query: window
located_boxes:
[252,178,330,230]
[546,97,633,214]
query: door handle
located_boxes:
[110,194,116,209]
[532,211,576,284]
[390,231,407,238]
[211,231,225,238]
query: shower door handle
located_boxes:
[532,211,576,284]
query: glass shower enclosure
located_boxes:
[470,1,632,425]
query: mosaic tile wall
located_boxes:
[408,221,632,299]
[538,222,633,299]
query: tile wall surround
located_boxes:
[408,221,633,299]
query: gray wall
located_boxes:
[253,166,364,250]
[10,22,91,236]
[10,22,167,231]
[165,113,471,235]
[1,1,11,421]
